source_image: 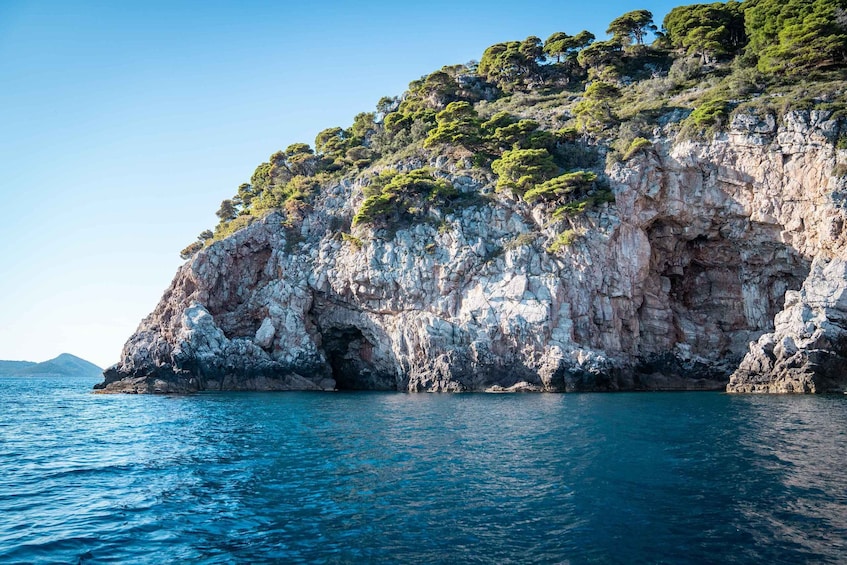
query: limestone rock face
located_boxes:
[96,110,847,393]
[727,257,847,393]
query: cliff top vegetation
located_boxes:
[181,0,847,260]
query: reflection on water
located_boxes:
[1,378,847,563]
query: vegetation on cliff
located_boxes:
[181,0,847,260]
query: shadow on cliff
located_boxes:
[625,144,814,387]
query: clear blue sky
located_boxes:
[0,0,685,368]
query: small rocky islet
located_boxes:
[96,2,847,394]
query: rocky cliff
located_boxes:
[96,110,847,393]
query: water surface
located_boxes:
[1,376,846,563]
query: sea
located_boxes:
[1,375,846,564]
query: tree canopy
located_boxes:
[424,101,484,149]
[744,0,847,74]
[573,81,621,132]
[352,169,457,228]
[491,149,559,195]
[576,40,623,78]
[183,0,847,256]
[478,37,544,90]
[606,10,657,45]
[544,30,595,63]
[663,1,746,63]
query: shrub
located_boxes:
[552,198,592,219]
[547,230,578,253]
[491,148,559,195]
[489,119,544,149]
[688,98,731,127]
[524,171,597,202]
[346,146,374,170]
[253,174,321,212]
[593,187,616,204]
[549,186,613,220]
[214,214,255,240]
[424,101,484,149]
[574,81,621,132]
[352,169,456,228]
[680,97,734,137]
[667,55,703,83]
[504,232,538,250]
[341,232,364,250]
[622,137,652,160]
[478,38,543,91]
[179,241,204,260]
[554,139,601,171]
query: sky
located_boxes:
[0,0,686,368]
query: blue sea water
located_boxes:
[1,376,847,564]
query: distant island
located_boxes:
[0,354,102,379]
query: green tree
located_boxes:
[423,101,483,149]
[250,161,274,195]
[544,30,596,63]
[235,182,257,208]
[745,0,847,74]
[519,36,544,62]
[524,171,597,203]
[315,127,344,153]
[253,174,321,213]
[606,9,657,45]
[376,96,399,118]
[285,143,313,157]
[282,143,321,177]
[491,148,559,196]
[544,32,571,62]
[571,30,598,52]
[479,41,524,87]
[418,70,459,108]
[573,81,621,132]
[345,146,374,169]
[663,2,747,63]
[352,169,456,228]
[478,36,543,90]
[382,112,411,134]
[315,127,352,160]
[576,40,623,77]
[216,199,237,221]
[481,111,517,133]
[248,145,324,207]
[488,119,554,151]
[350,112,377,140]
[180,241,204,260]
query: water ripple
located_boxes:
[2,379,847,563]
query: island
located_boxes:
[2,354,103,379]
[96,1,847,394]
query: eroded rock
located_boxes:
[96,111,847,393]
[728,257,847,393]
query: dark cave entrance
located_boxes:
[640,219,809,366]
[321,326,396,390]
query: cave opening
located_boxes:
[321,325,396,390]
[641,218,810,367]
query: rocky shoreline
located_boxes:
[96,111,847,394]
